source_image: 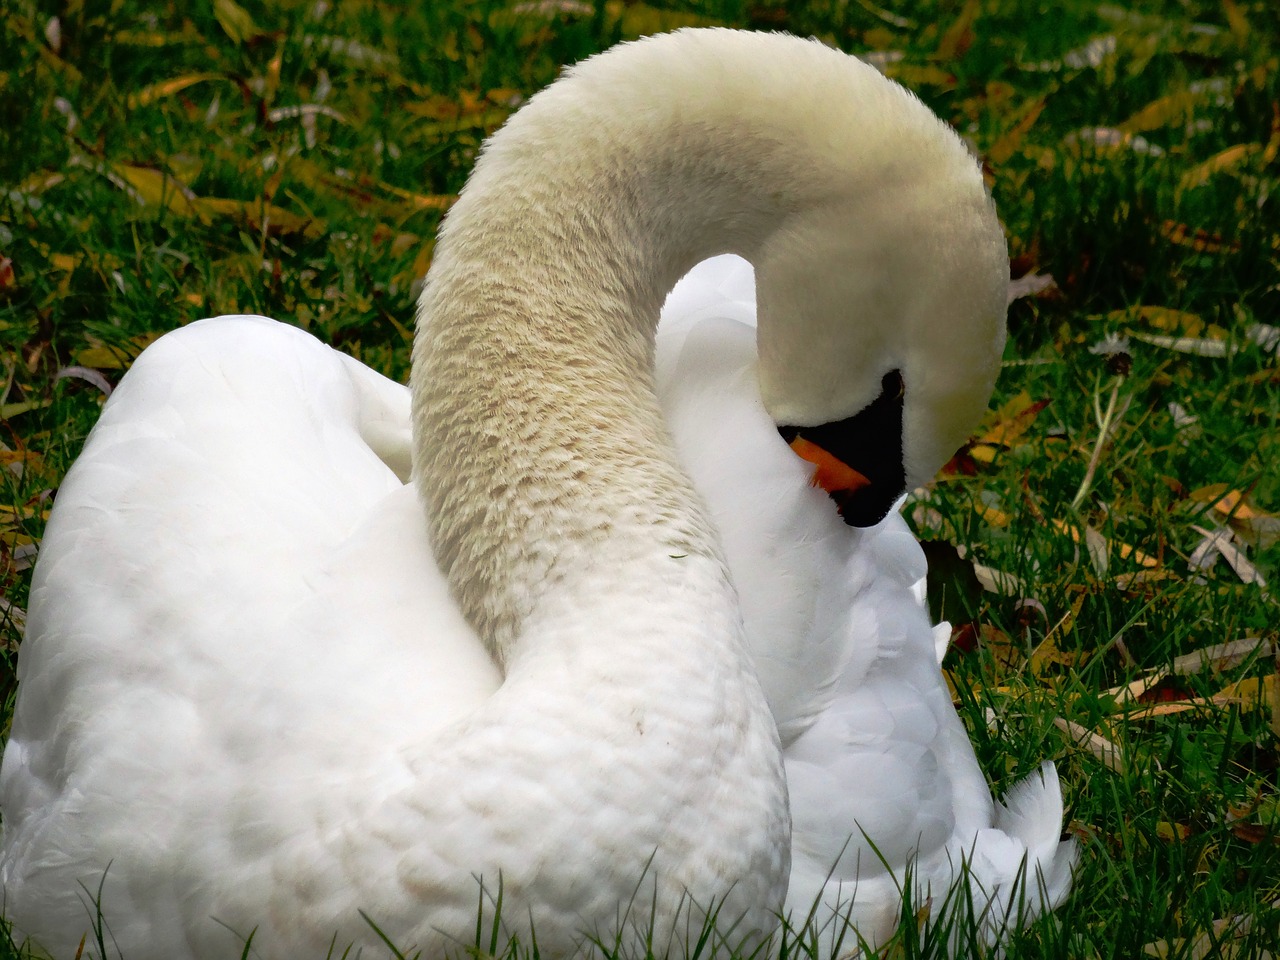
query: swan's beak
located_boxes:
[779,369,906,528]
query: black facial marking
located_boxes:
[779,369,906,527]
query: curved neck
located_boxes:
[410,29,997,664]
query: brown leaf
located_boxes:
[935,0,980,61]
[192,197,326,239]
[1159,219,1240,253]
[976,392,1051,448]
[987,98,1046,165]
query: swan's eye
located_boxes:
[777,369,906,527]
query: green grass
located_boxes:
[1,0,1278,957]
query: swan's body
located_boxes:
[0,28,1070,960]
[655,259,1073,951]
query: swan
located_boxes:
[0,28,1070,960]
[655,256,1075,954]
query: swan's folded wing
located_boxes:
[0,317,491,956]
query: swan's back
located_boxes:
[0,318,499,955]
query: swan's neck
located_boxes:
[413,31,996,665]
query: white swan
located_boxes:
[0,28,1069,960]
[656,256,1075,954]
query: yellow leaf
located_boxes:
[974,501,1009,527]
[1222,0,1251,40]
[1116,540,1159,568]
[112,29,193,47]
[76,334,160,370]
[987,97,1046,165]
[1159,219,1238,253]
[0,400,51,418]
[883,63,956,89]
[977,391,1050,447]
[1212,488,1265,522]
[1120,89,1201,133]
[606,1,716,37]
[126,72,223,109]
[16,170,66,196]
[1050,519,1158,570]
[1032,589,1086,676]
[214,0,260,44]
[1178,143,1258,191]
[1189,483,1232,505]
[1107,305,1206,336]
[192,197,326,239]
[1156,821,1192,842]
[111,164,205,220]
[935,0,980,61]
[1214,674,1279,713]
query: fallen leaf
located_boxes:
[1190,524,1266,587]
[54,366,113,396]
[976,392,1051,448]
[1159,219,1239,253]
[1178,143,1259,192]
[214,0,262,44]
[935,0,980,61]
[1171,637,1275,676]
[192,197,326,239]
[126,72,224,109]
[109,163,205,220]
[75,334,159,370]
[1052,519,1159,568]
[1128,331,1232,357]
[1054,717,1127,773]
[1156,821,1192,842]
[988,98,1046,165]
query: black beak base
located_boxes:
[778,369,907,528]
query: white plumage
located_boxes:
[0,28,1072,960]
[657,257,1074,953]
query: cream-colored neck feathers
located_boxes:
[412,28,1006,667]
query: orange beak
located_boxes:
[787,435,873,497]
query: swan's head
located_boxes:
[753,165,1008,527]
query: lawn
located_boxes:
[1,0,1278,957]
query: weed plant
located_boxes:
[1,0,1278,957]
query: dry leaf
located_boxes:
[988,98,1046,165]
[1179,143,1259,191]
[1190,525,1266,587]
[54,366,113,397]
[970,562,1023,596]
[935,0,980,61]
[192,197,325,239]
[1171,637,1276,676]
[1108,305,1207,336]
[1006,271,1056,303]
[127,72,223,109]
[1159,219,1239,253]
[75,334,159,370]
[213,0,261,44]
[1156,821,1192,842]
[1128,331,1232,357]
[1054,717,1127,772]
[1052,519,1159,568]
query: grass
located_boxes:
[1,0,1278,957]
